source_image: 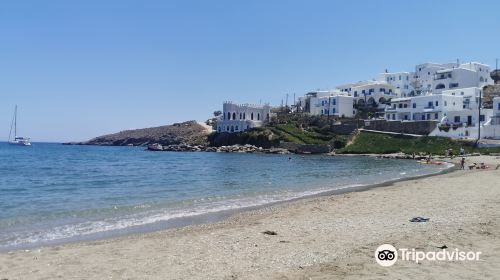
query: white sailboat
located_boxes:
[8,105,31,146]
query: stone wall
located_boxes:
[362,120,438,135]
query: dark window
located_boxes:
[449,83,459,88]
[435,84,446,89]
[403,104,408,108]
[257,113,260,121]
[435,101,438,106]
[232,112,236,120]
[480,115,485,122]
[454,116,460,123]
[227,112,231,120]
[435,113,438,119]
[251,113,254,120]
[413,103,416,108]
[398,104,403,108]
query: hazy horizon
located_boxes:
[2,0,500,142]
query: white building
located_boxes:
[385,94,464,122]
[378,71,414,97]
[217,102,272,133]
[297,90,355,118]
[336,81,399,110]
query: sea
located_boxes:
[0,142,451,251]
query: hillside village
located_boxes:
[216,60,500,144]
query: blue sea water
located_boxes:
[0,142,449,251]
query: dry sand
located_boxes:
[1,155,499,279]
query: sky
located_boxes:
[1,0,500,142]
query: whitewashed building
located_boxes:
[217,102,272,133]
[385,94,464,121]
[378,71,413,97]
[297,90,355,118]
[337,81,399,110]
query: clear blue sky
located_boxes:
[1,0,499,142]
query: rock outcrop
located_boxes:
[75,121,211,146]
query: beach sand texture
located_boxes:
[1,156,499,279]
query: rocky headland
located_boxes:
[67,121,211,147]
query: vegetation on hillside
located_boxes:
[209,114,348,148]
[339,131,500,155]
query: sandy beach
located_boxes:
[1,155,499,279]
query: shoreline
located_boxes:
[0,158,453,253]
[2,156,498,279]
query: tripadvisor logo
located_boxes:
[375,244,481,267]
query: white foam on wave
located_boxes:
[1,184,366,249]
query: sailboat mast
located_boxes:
[14,105,17,137]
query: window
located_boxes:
[332,99,336,105]
[404,115,408,120]
[354,91,358,97]
[428,101,433,108]
[422,115,425,120]
[251,113,254,120]
[232,112,236,120]
[235,126,239,131]
[398,104,403,108]
[435,84,446,89]
[240,113,242,119]
[444,101,447,106]
[480,115,485,122]
[392,114,396,120]
[426,114,430,120]
[498,103,500,110]
[435,113,438,119]
[403,104,408,108]
[435,101,438,107]
[399,75,401,80]
[380,88,385,92]
[257,113,260,121]
[362,90,366,94]
[243,113,246,119]
[454,116,460,123]
[449,83,459,88]
[227,112,231,120]
[332,108,336,114]
[413,103,416,108]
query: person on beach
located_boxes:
[460,157,466,170]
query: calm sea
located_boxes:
[0,142,449,251]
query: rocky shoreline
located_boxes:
[147,143,291,154]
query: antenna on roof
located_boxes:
[456,58,459,67]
